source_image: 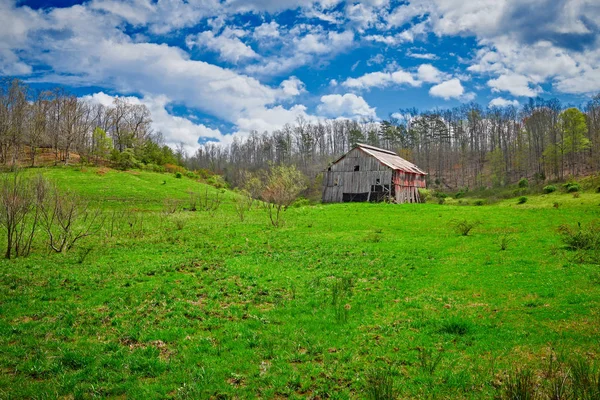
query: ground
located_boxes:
[0,167,599,399]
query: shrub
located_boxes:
[558,221,600,250]
[175,172,182,179]
[185,171,196,179]
[207,174,228,189]
[474,200,485,206]
[543,185,557,194]
[437,197,446,205]
[455,190,466,199]
[518,178,529,188]
[418,188,431,203]
[596,186,600,193]
[451,219,481,236]
[291,197,310,208]
[517,196,527,204]
[564,182,580,193]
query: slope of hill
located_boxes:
[0,167,599,399]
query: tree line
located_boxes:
[2,78,598,191]
[187,97,599,191]
[0,79,183,170]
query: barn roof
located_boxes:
[337,143,427,175]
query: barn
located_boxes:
[322,143,427,204]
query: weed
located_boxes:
[439,318,471,335]
[503,368,537,400]
[451,219,481,236]
[499,233,515,251]
[474,199,485,206]
[417,347,444,375]
[517,196,528,204]
[569,357,600,399]
[553,202,560,209]
[77,246,93,264]
[557,221,600,250]
[364,366,395,400]
[172,215,186,230]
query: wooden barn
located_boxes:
[322,143,427,204]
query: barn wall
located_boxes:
[322,148,392,203]
[322,148,427,204]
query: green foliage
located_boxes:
[517,196,528,204]
[175,172,182,179]
[564,182,581,193]
[558,221,600,250]
[364,366,395,400]
[474,199,485,206]
[451,219,480,236]
[518,178,529,188]
[503,369,537,400]
[110,148,140,170]
[543,185,557,194]
[91,127,113,164]
[207,174,228,189]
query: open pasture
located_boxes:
[1,168,599,399]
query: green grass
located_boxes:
[1,167,600,398]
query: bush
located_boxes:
[185,171,197,179]
[517,196,527,204]
[564,182,580,193]
[455,190,466,199]
[474,200,485,206]
[291,197,311,208]
[207,174,228,189]
[451,219,481,236]
[543,185,557,194]
[418,188,432,203]
[558,221,600,250]
[175,172,182,179]
[518,178,529,188]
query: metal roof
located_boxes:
[354,143,427,175]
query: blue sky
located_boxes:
[2,0,599,152]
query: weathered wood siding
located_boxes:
[322,148,391,203]
[322,147,426,204]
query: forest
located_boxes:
[2,79,599,192]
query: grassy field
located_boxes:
[1,167,599,399]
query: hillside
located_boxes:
[0,168,599,399]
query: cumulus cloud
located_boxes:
[487,73,541,97]
[429,78,465,100]
[417,64,447,83]
[342,69,420,90]
[489,97,520,108]
[187,27,258,64]
[317,93,377,119]
[279,76,306,97]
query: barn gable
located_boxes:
[322,143,427,204]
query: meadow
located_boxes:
[0,167,599,399]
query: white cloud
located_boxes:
[429,78,465,100]
[253,21,280,39]
[187,27,258,64]
[487,73,541,97]
[489,97,520,108]
[417,64,446,83]
[317,93,377,119]
[279,76,306,97]
[342,69,421,90]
